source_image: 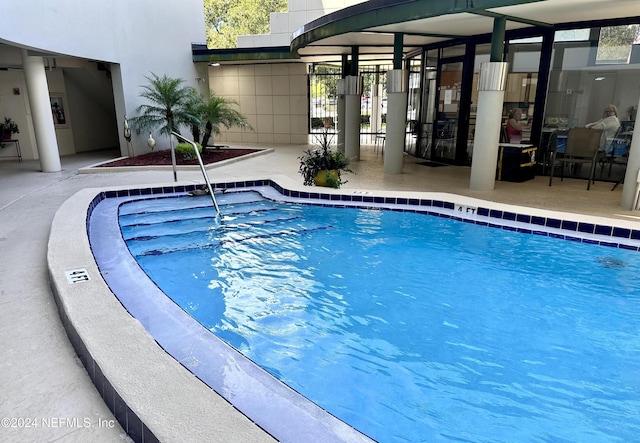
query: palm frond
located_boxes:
[130,73,203,137]
[200,93,252,147]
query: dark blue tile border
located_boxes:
[613,227,631,239]
[561,220,578,231]
[87,180,640,251]
[546,218,562,229]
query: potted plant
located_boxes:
[298,128,352,188]
[1,117,19,141]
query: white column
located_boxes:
[384,69,407,174]
[469,62,509,191]
[337,79,346,155]
[344,75,362,161]
[21,50,61,172]
[620,95,640,209]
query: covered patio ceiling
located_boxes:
[291,0,640,64]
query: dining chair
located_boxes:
[548,127,603,190]
[541,129,558,176]
[599,126,631,178]
[435,120,456,157]
[374,130,386,154]
[499,125,509,143]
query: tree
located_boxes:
[204,0,287,48]
[185,88,205,143]
[195,93,253,147]
[130,73,200,137]
[311,64,340,99]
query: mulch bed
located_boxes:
[96,147,262,167]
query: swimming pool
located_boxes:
[92,184,640,442]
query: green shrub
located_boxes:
[311,116,334,129]
[311,117,325,129]
[175,142,203,160]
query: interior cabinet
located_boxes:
[505,73,537,103]
[471,72,537,104]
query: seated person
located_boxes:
[506,108,529,143]
[586,104,621,152]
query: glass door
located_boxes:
[433,57,463,162]
[417,49,438,158]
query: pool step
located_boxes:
[124,205,330,257]
[120,199,283,229]
[120,191,332,257]
[123,211,303,242]
[121,206,293,240]
[118,190,265,217]
[126,220,332,258]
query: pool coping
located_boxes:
[47,176,640,443]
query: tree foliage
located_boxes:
[189,93,253,147]
[311,65,341,99]
[129,73,199,137]
[204,0,287,48]
[597,24,639,62]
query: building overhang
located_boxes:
[290,0,640,63]
[192,44,300,64]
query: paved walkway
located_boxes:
[1,144,639,442]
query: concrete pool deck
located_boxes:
[2,143,640,442]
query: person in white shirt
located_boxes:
[586,104,621,150]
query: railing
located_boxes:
[170,131,221,216]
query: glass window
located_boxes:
[596,24,640,64]
[541,23,640,183]
[442,45,466,58]
[509,37,542,44]
[555,29,590,42]
[511,44,541,72]
[407,59,422,122]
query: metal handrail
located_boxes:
[170,131,221,216]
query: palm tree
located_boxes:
[130,73,200,138]
[185,88,204,144]
[197,93,252,147]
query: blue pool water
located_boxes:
[119,191,640,442]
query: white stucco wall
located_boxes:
[0,0,208,155]
[209,63,309,145]
[0,69,34,160]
